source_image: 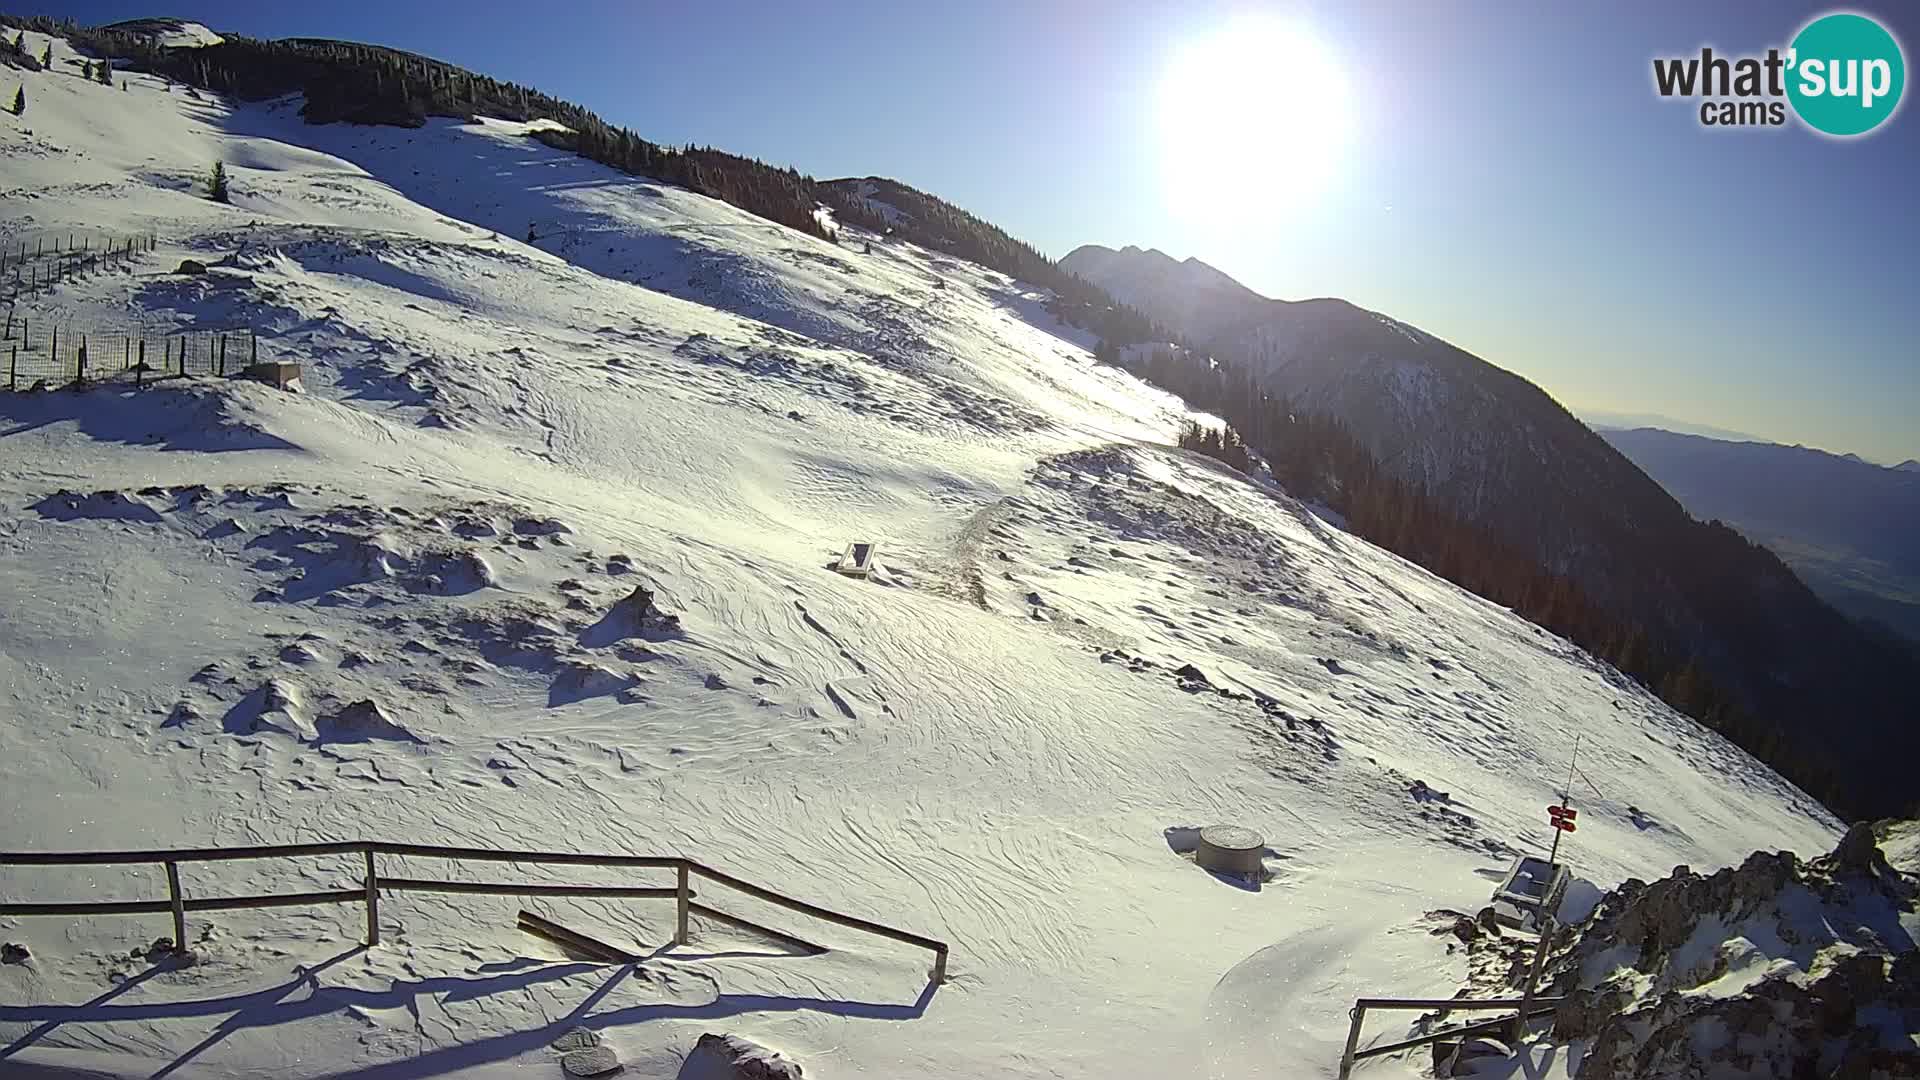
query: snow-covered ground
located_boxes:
[0,30,1841,1079]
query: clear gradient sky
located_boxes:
[45,0,1920,462]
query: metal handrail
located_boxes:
[0,841,948,981]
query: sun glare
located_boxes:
[1158,16,1352,218]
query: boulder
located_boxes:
[175,258,207,275]
[560,1045,621,1077]
[1,942,28,964]
[683,1033,803,1079]
[1172,663,1211,684]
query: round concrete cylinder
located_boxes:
[1196,825,1264,875]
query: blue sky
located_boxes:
[50,0,1920,462]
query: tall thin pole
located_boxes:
[1547,734,1580,867]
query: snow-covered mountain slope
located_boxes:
[99,18,224,49]
[0,30,1840,1079]
[1061,241,1917,824]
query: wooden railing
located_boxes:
[1338,916,1561,1076]
[0,841,948,982]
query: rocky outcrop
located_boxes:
[683,1033,804,1079]
[1545,824,1919,1078]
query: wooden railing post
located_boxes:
[674,862,690,945]
[164,861,186,952]
[363,848,380,946]
[1338,1003,1367,1079]
[932,944,948,984]
[1513,916,1556,1044]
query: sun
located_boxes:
[1157,16,1352,218]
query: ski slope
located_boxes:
[0,30,1841,1079]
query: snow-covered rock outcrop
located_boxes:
[1547,822,1919,1078]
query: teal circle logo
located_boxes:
[1787,13,1905,136]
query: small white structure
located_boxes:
[837,541,878,578]
[1490,855,1569,930]
[1196,825,1264,876]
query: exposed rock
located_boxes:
[1828,819,1893,877]
[1,942,28,964]
[684,1033,803,1079]
[560,1045,621,1077]
[1474,906,1503,936]
[550,662,638,705]
[175,258,207,275]
[1542,825,1920,1078]
[316,699,420,744]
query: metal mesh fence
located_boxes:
[1,320,258,390]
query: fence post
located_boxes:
[674,862,690,945]
[218,335,226,376]
[50,326,56,363]
[251,329,257,364]
[9,345,15,391]
[363,849,380,946]
[136,339,145,387]
[164,861,186,952]
[1338,1003,1366,1079]
[123,335,130,370]
[1513,917,1556,1044]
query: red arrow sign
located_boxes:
[1548,805,1577,820]
[1553,819,1577,832]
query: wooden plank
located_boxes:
[1354,997,1563,1010]
[687,860,946,956]
[372,843,680,869]
[1,898,175,916]
[382,877,679,900]
[165,862,186,950]
[364,850,379,947]
[688,901,827,955]
[184,890,363,912]
[515,910,638,964]
[0,841,369,866]
[1352,1006,1559,1062]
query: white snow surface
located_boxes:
[0,32,1841,1079]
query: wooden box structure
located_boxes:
[1490,855,1569,929]
[837,541,878,578]
[244,361,304,390]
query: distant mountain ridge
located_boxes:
[1602,427,1920,643]
[1063,242,1917,818]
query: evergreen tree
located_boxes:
[39,41,50,68]
[208,160,230,203]
[10,85,22,116]
[81,61,93,81]
[96,56,113,85]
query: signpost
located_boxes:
[1548,804,1576,864]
